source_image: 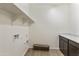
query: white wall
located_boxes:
[0,9,29,56]
[27,3,73,49]
[14,3,75,49]
[70,4,79,35]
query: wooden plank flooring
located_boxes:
[24,48,64,56]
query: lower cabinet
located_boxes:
[59,36,64,53]
[69,40,79,56]
[59,35,79,56]
[63,41,68,56]
[59,36,69,56]
[69,44,79,56]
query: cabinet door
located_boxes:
[59,36,69,56]
[63,41,68,56]
[69,40,79,56]
[69,44,79,56]
[59,36,64,54]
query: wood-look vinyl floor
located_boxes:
[24,48,64,56]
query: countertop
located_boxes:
[60,34,79,44]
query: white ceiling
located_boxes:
[28,3,71,7]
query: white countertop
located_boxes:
[60,34,79,43]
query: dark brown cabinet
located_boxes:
[59,36,64,53]
[59,35,79,56]
[59,35,69,56]
[69,40,79,56]
[63,40,68,56]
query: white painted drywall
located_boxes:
[70,4,79,35]
[27,4,73,49]
[14,3,75,49]
[0,9,29,56]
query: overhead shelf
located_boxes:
[0,3,34,26]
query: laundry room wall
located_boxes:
[0,9,29,56]
[28,3,73,49]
